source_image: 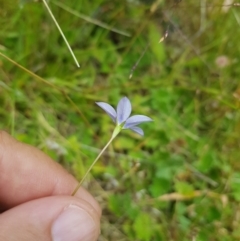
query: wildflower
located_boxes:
[72,96,152,195]
[96,97,152,136]
[215,55,230,68]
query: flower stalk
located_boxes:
[71,127,120,196]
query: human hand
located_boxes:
[0,131,101,241]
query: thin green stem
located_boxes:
[42,0,80,67]
[71,128,120,196]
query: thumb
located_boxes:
[0,195,100,241]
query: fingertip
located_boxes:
[74,188,102,218]
[51,204,100,241]
[0,196,101,241]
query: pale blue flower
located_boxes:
[96,97,152,136]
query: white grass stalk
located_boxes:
[42,0,80,67]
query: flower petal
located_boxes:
[116,97,132,124]
[123,115,153,128]
[96,102,117,122]
[129,126,144,136]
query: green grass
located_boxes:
[1,0,240,240]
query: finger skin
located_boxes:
[0,131,101,241]
[0,131,100,217]
[0,196,100,241]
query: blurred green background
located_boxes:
[1,0,240,240]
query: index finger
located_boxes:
[0,131,100,216]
